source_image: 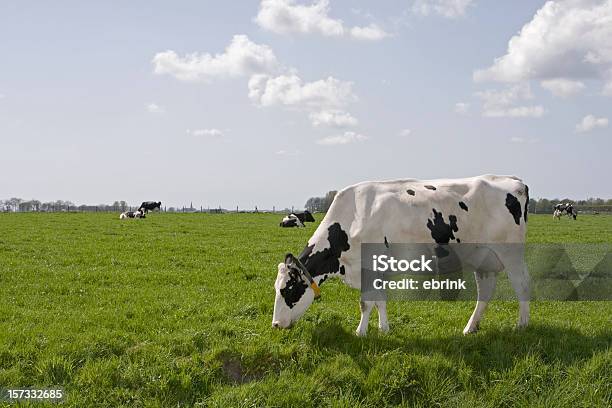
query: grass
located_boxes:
[0,213,610,407]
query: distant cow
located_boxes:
[280,214,303,228]
[279,210,315,228]
[553,203,577,220]
[120,210,145,219]
[138,201,162,213]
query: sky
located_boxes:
[1,0,610,209]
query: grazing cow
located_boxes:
[138,201,162,213]
[272,175,530,336]
[279,210,316,228]
[119,210,145,219]
[553,203,577,220]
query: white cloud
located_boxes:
[412,0,475,18]
[603,80,612,96]
[476,84,545,118]
[309,109,358,127]
[187,128,224,137]
[349,24,390,41]
[152,35,279,82]
[399,128,412,136]
[575,114,608,133]
[454,102,470,114]
[153,32,362,131]
[146,103,165,113]
[255,0,389,40]
[316,131,367,145]
[540,78,585,97]
[474,0,612,96]
[248,74,357,109]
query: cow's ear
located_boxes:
[284,253,295,267]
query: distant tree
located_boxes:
[305,190,337,212]
[7,197,22,212]
[323,190,337,212]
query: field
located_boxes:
[0,213,610,407]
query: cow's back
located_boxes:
[310,175,528,252]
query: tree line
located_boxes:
[0,198,132,212]
[2,195,612,214]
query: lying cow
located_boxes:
[280,214,304,228]
[138,201,162,213]
[119,210,145,219]
[279,210,315,228]
[272,175,530,336]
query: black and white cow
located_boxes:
[138,201,162,213]
[553,203,577,220]
[272,175,531,336]
[119,210,145,219]
[279,210,316,228]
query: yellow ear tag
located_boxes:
[311,282,321,299]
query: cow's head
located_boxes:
[272,253,320,328]
[303,210,315,223]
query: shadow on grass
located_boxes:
[309,321,611,375]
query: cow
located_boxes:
[119,210,145,219]
[280,214,304,228]
[553,203,577,220]
[138,201,162,213]
[279,210,316,228]
[272,175,531,336]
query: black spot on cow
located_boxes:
[524,185,529,223]
[384,236,390,248]
[456,238,461,243]
[280,269,308,308]
[406,189,415,196]
[297,223,350,281]
[424,185,437,190]
[459,201,468,212]
[505,193,522,226]
[426,209,459,244]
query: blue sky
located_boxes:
[1,0,610,209]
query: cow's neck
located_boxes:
[298,221,351,285]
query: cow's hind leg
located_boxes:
[356,301,374,337]
[376,301,389,333]
[463,271,497,335]
[497,247,530,329]
[507,261,530,329]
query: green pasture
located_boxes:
[0,213,610,407]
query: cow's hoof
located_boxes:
[379,325,390,334]
[355,329,367,337]
[462,324,480,335]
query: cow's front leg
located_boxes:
[376,301,389,333]
[356,301,374,336]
